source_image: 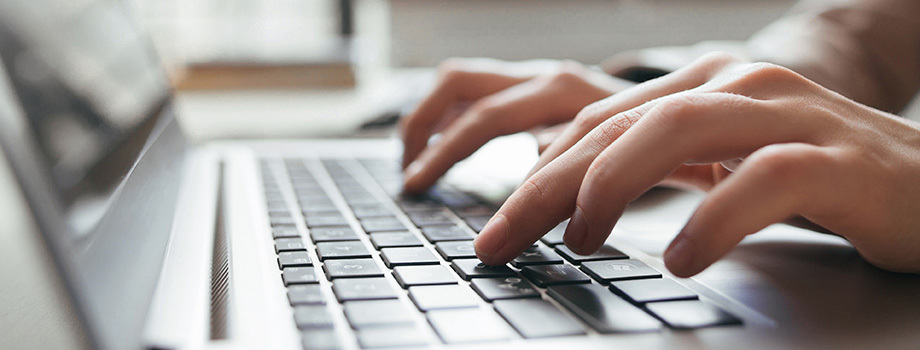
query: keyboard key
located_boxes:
[293,305,334,330]
[310,227,359,242]
[267,205,289,215]
[547,283,663,333]
[267,201,288,212]
[361,217,408,232]
[338,185,369,195]
[302,207,340,217]
[610,278,697,303]
[332,277,398,302]
[278,251,313,268]
[352,205,392,219]
[464,216,490,232]
[299,197,335,209]
[397,198,442,213]
[427,308,513,343]
[434,241,477,260]
[580,259,661,283]
[288,284,325,305]
[294,187,327,198]
[315,241,371,260]
[270,215,296,226]
[451,259,516,280]
[540,221,567,246]
[420,225,474,242]
[555,244,628,264]
[494,299,586,338]
[369,231,423,249]
[305,214,349,228]
[301,329,341,350]
[356,325,429,348]
[323,259,383,279]
[275,238,306,253]
[380,247,440,268]
[645,300,742,329]
[511,245,564,267]
[429,186,479,208]
[409,285,479,311]
[283,267,319,285]
[297,196,330,205]
[393,265,458,288]
[470,277,540,301]
[343,195,380,206]
[452,205,495,219]
[520,264,591,287]
[300,202,339,213]
[272,227,300,239]
[408,210,455,226]
[343,299,415,328]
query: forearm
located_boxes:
[602,0,920,114]
[746,0,920,113]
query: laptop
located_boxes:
[1,0,919,349]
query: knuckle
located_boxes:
[647,93,707,130]
[573,102,608,131]
[735,62,808,87]
[436,58,471,82]
[399,110,421,133]
[746,144,822,186]
[583,109,641,153]
[519,176,549,202]
[694,51,743,71]
[546,61,589,85]
[466,100,505,130]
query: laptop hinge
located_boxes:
[209,163,230,340]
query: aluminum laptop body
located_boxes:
[0,0,918,349]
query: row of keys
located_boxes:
[266,159,743,349]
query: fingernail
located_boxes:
[664,232,695,276]
[564,208,588,252]
[403,160,424,187]
[474,215,508,262]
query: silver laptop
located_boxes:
[1,0,919,349]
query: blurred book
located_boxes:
[131,0,355,90]
[171,39,355,90]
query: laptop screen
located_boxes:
[0,0,170,221]
[0,1,184,348]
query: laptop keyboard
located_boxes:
[259,157,741,349]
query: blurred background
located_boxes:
[122,0,919,139]
[130,0,796,69]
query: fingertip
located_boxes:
[563,208,589,253]
[663,233,702,278]
[474,214,510,264]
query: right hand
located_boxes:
[399,58,635,194]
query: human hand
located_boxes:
[399,58,634,194]
[474,52,920,277]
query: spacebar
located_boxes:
[547,284,663,333]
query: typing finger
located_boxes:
[526,52,742,180]
[400,61,530,169]
[665,143,837,277]
[473,99,662,265]
[567,92,815,255]
[403,73,611,193]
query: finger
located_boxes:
[527,52,742,179]
[657,164,728,192]
[403,75,599,193]
[400,62,530,169]
[530,122,570,155]
[473,99,662,264]
[664,143,836,277]
[566,92,816,255]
